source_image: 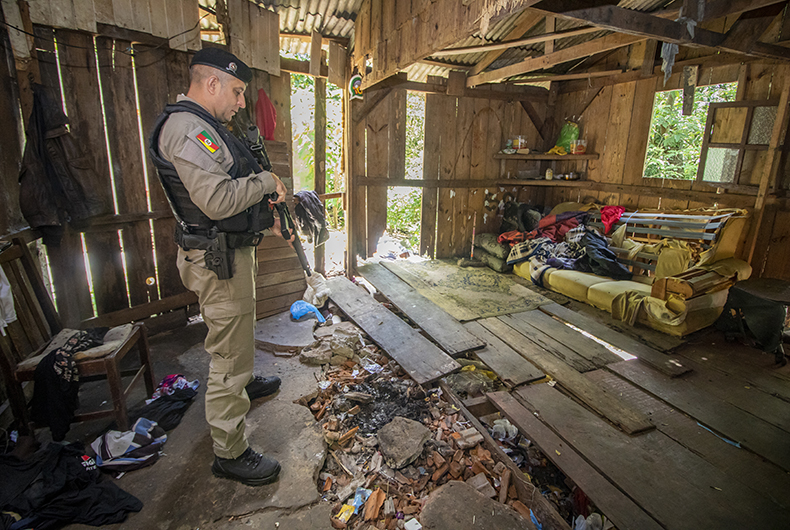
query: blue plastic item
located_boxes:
[290,300,326,323]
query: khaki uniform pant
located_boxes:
[177,246,257,459]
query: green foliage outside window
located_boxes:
[644,82,737,180]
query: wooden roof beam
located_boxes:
[467,32,644,86]
[435,26,602,57]
[542,4,790,60]
[469,9,543,76]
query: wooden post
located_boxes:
[2,0,40,126]
[314,76,327,275]
[747,66,790,266]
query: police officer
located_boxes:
[149,48,287,486]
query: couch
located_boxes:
[513,205,751,337]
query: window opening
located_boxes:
[643,82,737,181]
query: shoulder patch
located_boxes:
[194,129,219,154]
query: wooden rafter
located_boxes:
[470,9,544,76]
[467,33,643,86]
[434,26,601,57]
[718,3,787,52]
[543,4,790,60]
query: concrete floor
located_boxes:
[63,319,332,530]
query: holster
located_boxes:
[176,227,237,280]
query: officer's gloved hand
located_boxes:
[269,174,287,205]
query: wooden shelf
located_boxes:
[493,153,599,161]
[497,180,587,187]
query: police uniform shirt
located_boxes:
[158,94,277,221]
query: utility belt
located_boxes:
[175,225,263,280]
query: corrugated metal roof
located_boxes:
[199,0,675,82]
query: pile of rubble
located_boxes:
[296,316,606,530]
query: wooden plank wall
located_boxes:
[2,21,296,326]
[423,83,543,259]
[349,88,408,259]
[28,0,202,51]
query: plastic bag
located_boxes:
[290,300,326,323]
[554,121,579,153]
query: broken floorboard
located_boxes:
[463,320,544,387]
[439,382,570,530]
[508,310,622,367]
[539,302,691,377]
[507,384,790,530]
[479,317,654,435]
[488,392,663,530]
[327,276,460,385]
[587,369,790,510]
[358,262,485,356]
[608,359,790,472]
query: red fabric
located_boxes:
[540,217,579,242]
[498,231,526,245]
[601,205,625,234]
[498,211,584,245]
[255,88,277,141]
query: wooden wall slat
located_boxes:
[53,29,118,320]
[435,94,457,259]
[96,37,157,307]
[0,26,25,238]
[449,97,475,258]
[420,80,443,258]
[365,89,390,256]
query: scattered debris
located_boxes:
[298,309,604,529]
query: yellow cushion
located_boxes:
[587,281,653,312]
[545,270,614,303]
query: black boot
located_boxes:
[212,447,281,486]
[245,375,281,400]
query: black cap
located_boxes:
[190,47,252,84]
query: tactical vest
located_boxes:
[148,101,274,245]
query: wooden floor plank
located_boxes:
[488,391,664,530]
[358,262,484,356]
[587,369,790,510]
[497,315,597,373]
[608,359,790,472]
[463,321,544,387]
[509,310,621,367]
[540,302,691,377]
[514,383,790,530]
[678,344,790,402]
[675,356,790,433]
[327,277,460,385]
[479,317,654,435]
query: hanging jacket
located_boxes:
[18,85,108,246]
[294,190,329,246]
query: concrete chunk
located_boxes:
[421,481,537,530]
[378,416,432,470]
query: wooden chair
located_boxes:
[0,237,155,434]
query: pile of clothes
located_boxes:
[499,205,632,286]
[1,442,142,529]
